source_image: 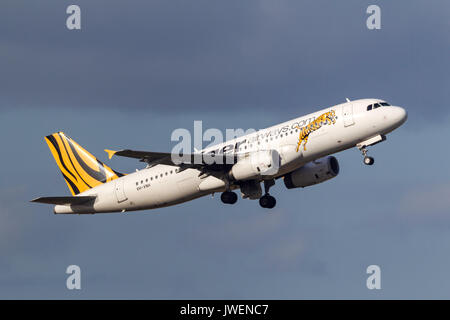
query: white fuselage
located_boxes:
[54,99,407,214]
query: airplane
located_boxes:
[31,98,407,213]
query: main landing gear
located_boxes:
[360,147,375,166]
[259,195,276,209]
[221,191,237,204]
[259,179,276,209]
[220,179,277,209]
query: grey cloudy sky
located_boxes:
[0,0,449,298]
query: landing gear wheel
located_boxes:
[360,147,374,166]
[221,191,238,204]
[259,195,276,209]
[363,156,374,166]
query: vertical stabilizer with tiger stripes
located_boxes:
[44,132,124,195]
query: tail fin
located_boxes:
[44,132,124,195]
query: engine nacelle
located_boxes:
[283,156,339,189]
[230,150,280,181]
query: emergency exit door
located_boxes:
[114,179,128,203]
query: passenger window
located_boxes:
[367,104,372,111]
[136,182,138,186]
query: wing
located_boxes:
[30,196,96,205]
[104,149,237,170]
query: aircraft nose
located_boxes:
[391,106,408,126]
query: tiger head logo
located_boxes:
[295,110,336,152]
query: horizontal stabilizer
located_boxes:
[30,196,96,205]
[105,149,171,162]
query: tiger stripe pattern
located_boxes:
[295,110,337,152]
[45,132,124,195]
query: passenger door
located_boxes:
[342,104,355,127]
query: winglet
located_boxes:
[104,149,118,159]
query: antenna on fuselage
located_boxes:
[345,98,351,102]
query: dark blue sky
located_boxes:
[0,0,449,298]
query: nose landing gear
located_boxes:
[259,179,276,209]
[357,135,385,166]
[360,147,375,166]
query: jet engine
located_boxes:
[283,156,340,189]
[230,150,280,181]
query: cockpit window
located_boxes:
[367,102,390,111]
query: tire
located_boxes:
[221,191,237,204]
[220,192,228,203]
[259,195,276,209]
[228,192,238,204]
[364,156,374,165]
[259,195,269,208]
[267,196,276,209]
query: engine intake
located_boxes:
[284,156,339,189]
